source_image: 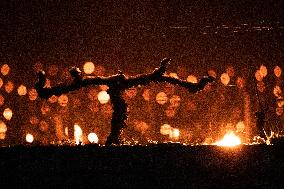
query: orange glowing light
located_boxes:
[1,64,10,76]
[215,132,241,147]
[160,124,172,135]
[17,85,27,96]
[74,124,83,145]
[142,89,150,101]
[48,95,58,103]
[255,70,263,81]
[4,81,14,93]
[165,106,176,117]
[208,69,217,78]
[0,95,4,106]
[169,95,181,107]
[259,65,268,78]
[26,133,34,143]
[169,72,179,79]
[28,89,38,101]
[0,121,7,133]
[83,61,95,74]
[0,121,7,140]
[274,66,282,78]
[236,77,245,89]
[99,85,109,91]
[257,81,266,93]
[98,91,110,104]
[3,108,12,121]
[58,94,69,107]
[88,133,99,143]
[156,92,168,105]
[169,128,180,139]
[226,66,235,77]
[273,86,282,98]
[0,78,3,88]
[133,120,149,133]
[220,73,230,86]
[186,75,198,83]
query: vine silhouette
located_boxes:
[35,58,214,145]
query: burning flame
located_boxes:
[215,132,241,147]
[74,124,83,145]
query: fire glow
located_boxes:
[214,132,241,147]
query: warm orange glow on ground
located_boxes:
[215,132,241,147]
[26,134,34,143]
[83,61,95,74]
[98,91,110,104]
[88,133,99,143]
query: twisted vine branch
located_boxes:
[35,58,214,145]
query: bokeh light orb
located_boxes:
[83,61,95,74]
[274,66,282,78]
[156,92,168,105]
[255,70,263,81]
[208,69,217,78]
[4,81,14,93]
[0,78,3,88]
[17,85,27,96]
[28,89,38,101]
[3,108,12,121]
[0,121,7,133]
[259,65,268,78]
[0,95,4,106]
[169,128,180,139]
[1,64,10,76]
[26,134,34,143]
[98,91,110,104]
[88,133,99,143]
[186,75,198,83]
[58,94,69,107]
[220,73,230,86]
[160,124,172,135]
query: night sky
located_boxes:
[0,0,283,145]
